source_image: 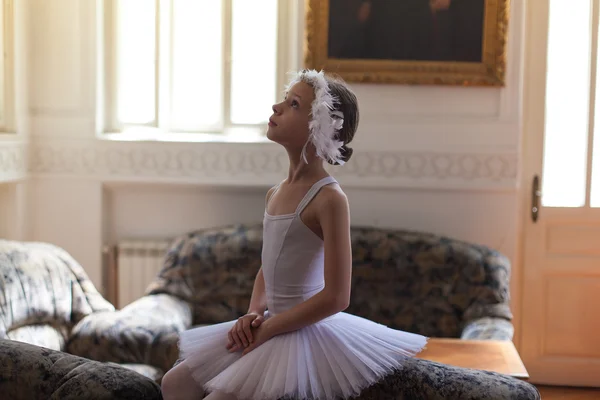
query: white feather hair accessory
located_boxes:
[285,69,346,165]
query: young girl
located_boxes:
[161,70,427,400]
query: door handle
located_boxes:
[531,175,541,222]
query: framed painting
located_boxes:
[304,0,510,86]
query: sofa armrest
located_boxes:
[460,281,514,340]
[356,357,539,400]
[461,317,514,341]
[0,339,162,400]
[67,293,191,372]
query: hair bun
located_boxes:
[341,145,353,163]
[326,145,353,166]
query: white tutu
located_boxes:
[179,312,427,400]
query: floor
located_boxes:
[536,386,600,399]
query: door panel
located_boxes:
[521,0,600,387]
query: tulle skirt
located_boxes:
[178,312,427,400]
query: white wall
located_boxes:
[0,181,29,240]
[19,0,525,337]
[0,0,30,239]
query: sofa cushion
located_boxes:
[67,294,188,372]
[117,363,164,383]
[7,325,68,351]
[0,339,162,400]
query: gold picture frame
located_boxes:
[304,0,510,86]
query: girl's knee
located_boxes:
[161,362,203,400]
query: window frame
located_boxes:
[100,0,296,138]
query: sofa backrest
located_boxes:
[0,240,114,350]
[147,225,263,326]
[148,224,512,337]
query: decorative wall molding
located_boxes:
[29,139,518,191]
[0,141,27,183]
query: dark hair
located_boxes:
[326,75,359,165]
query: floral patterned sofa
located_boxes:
[0,226,539,399]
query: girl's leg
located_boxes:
[161,361,204,400]
[204,391,238,400]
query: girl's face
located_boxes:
[267,81,315,150]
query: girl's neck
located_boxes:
[285,148,328,184]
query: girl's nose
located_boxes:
[272,103,282,115]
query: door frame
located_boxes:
[517,0,549,356]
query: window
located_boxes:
[542,0,600,207]
[101,0,287,136]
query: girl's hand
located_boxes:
[226,313,264,351]
[242,320,275,356]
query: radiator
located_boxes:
[103,239,171,309]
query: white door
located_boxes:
[521,0,600,387]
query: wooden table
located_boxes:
[416,338,529,379]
